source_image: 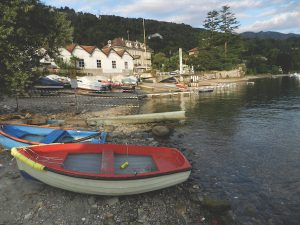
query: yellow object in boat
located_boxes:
[11,148,45,171]
[120,161,129,169]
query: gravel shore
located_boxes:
[0,93,237,225]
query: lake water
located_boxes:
[141,76,300,225]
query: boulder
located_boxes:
[201,197,231,213]
[65,119,87,128]
[152,126,170,137]
[27,115,48,125]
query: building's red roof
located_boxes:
[64,44,133,59]
[115,49,126,57]
[80,45,97,54]
[101,47,112,55]
[101,47,133,59]
[65,44,97,54]
[65,44,77,53]
[111,38,125,47]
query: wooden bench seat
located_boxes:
[101,149,114,174]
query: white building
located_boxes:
[59,44,134,77]
[105,38,152,73]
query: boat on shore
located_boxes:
[198,87,214,93]
[290,73,300,78]
[38,76,65,87]
[87,111,186,125]
[72,76,110,91]
[46,74,71,87]
[11,143,191,195]
[0,124,107,149]
[176,83,188,89]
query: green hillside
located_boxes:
[58,7,202,54]
[241,31,300,40]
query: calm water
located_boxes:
[141,76,300,225]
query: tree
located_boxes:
[203,10,220,47]
[276,53,292,73]
[219,5,239,57]
[0,0,73,95]
[152,52,168,71]
[165,54,179,71]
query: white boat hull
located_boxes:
[73,76,108,91]
[16,160,191,195]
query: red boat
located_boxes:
[12,143,191,195]
[176,83,188,89]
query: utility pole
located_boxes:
[179,48,183,82]
[179,48,183,75]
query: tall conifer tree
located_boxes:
[219,5,239,57]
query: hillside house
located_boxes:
[188,47,199,56]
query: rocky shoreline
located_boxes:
[0,93,237,225]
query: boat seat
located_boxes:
[152,154,172,172]
[2,126,28,138]
[101,149,114,174]
[41,129,66,144]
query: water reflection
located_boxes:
[141,77,300,225]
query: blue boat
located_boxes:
[0,124,107,149]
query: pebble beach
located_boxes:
[0,88,237,225]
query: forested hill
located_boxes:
[58,7,203,55]
[241,31,300,40]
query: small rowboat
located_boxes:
[0,124,107,149]
[198,87,214,93]
[11,143,191,195]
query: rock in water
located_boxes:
[201,197,231,213]
[152,126,170,137]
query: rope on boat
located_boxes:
[24,147,64,167]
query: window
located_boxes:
[78,59,84,68]
[112,60,116,69]
[124,61,128,69]
[96,60,101,68]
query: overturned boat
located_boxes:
[12,143,191,195]
[0,124,107,149]
[198,87,214,93]
[72,76,110,91]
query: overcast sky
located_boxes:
[43,0,300,34]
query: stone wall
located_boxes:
[210,67,245,79]
[185,67,245,82]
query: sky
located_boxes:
[42,0,300,34]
